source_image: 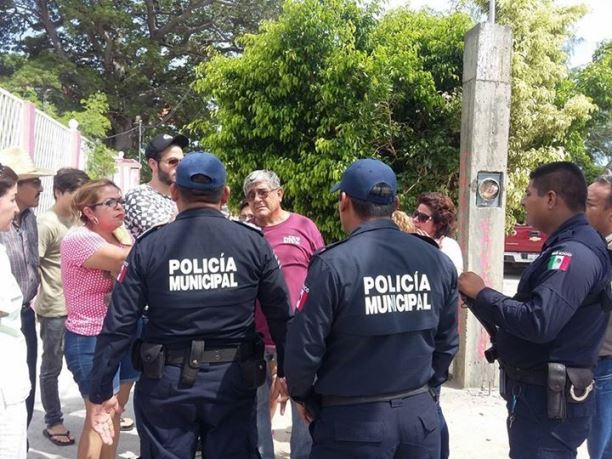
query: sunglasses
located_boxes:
[91,198,125,209]
[412,210,433,223]
[246,188,278,202]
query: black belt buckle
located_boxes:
[180,340,205,387]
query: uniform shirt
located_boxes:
[61,227,131,336]
[0,209,40,304]
[472,214,610,369]
[36,208,75,317]
[124,184,177,239]
[254,213,325,346]
[599,233,612,357]
[285,219,459,400]
[88,207,293,404]
[0,243,31,406]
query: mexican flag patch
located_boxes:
[547,251,572,271]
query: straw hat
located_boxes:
[0,146,54,179]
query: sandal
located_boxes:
[42,428,75,446]
[120,416,135,431]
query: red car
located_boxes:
[504,224,547,265]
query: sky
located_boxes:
[384,0,611,68]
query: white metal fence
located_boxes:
[0,86,138,212]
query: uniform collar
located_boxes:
[542,213,588,250]
[175,207,225,221]
[349,218,398,237]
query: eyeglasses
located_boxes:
[91,198,125,209]
[159,158,181,167]
[246,188,279,202]
[412,210,433,223]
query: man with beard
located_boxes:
[124,133,189,239]
[0,146,53,430]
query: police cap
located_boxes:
[331,158,397,204]
[176,152,227,191]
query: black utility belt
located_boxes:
[500,362,594,420]
[165,346,241,366]
[133,337,265,388]
[321,384,430,407]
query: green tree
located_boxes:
[576,41,612,167]
[192,0,472,239]
[0,0,282,153]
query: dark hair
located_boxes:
[239,200,250,211]
[594,174,612,209]
[53,168,90,194]
[72,179,121,223]
[349,183,396,219]
[0,163,19,197]
[530,162,586,212]
[416,192,457,239]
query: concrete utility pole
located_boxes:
[455,17,513,388]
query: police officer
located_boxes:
[285,158,459,458]
[459,161,611,458]
[88,152,292,458]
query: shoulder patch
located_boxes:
[547,250,572,271]
[137,222,167,241]
[233,219,263,235]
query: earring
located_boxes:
[91,216,99,225]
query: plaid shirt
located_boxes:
[0,209,40,304]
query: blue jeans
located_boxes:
[256,349,275,459]
[38,315,66,427]
[64,330,120,398]
[256,348,312,459]
[587,356,612,459]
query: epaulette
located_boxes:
[137,222,167,242]
[233,219,263,235]
[312,238,349,257]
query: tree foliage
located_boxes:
[192,0,472,239]
[0,0,282,152]
[576,41,612,167]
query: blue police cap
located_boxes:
[175,152,226,191]
[331,158,397,204]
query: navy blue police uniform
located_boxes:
[470,214,611,458]
[89,153,292,459]
[285,158,459,459]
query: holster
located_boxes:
[239,335,266,389]
[547,363,567,420]
[140,342,165,380]
[131,339,143,371]
[180,340,205,387]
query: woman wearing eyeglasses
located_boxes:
[60,179,137,459]
[0,163,30,458]
[413,192,464,275]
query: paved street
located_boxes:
[26,268,588,458]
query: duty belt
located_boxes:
[165,345,243,366]
[501,364,547,386]
[321,384,430,407]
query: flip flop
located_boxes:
[120,416,135,431]
[42,428,75,446]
